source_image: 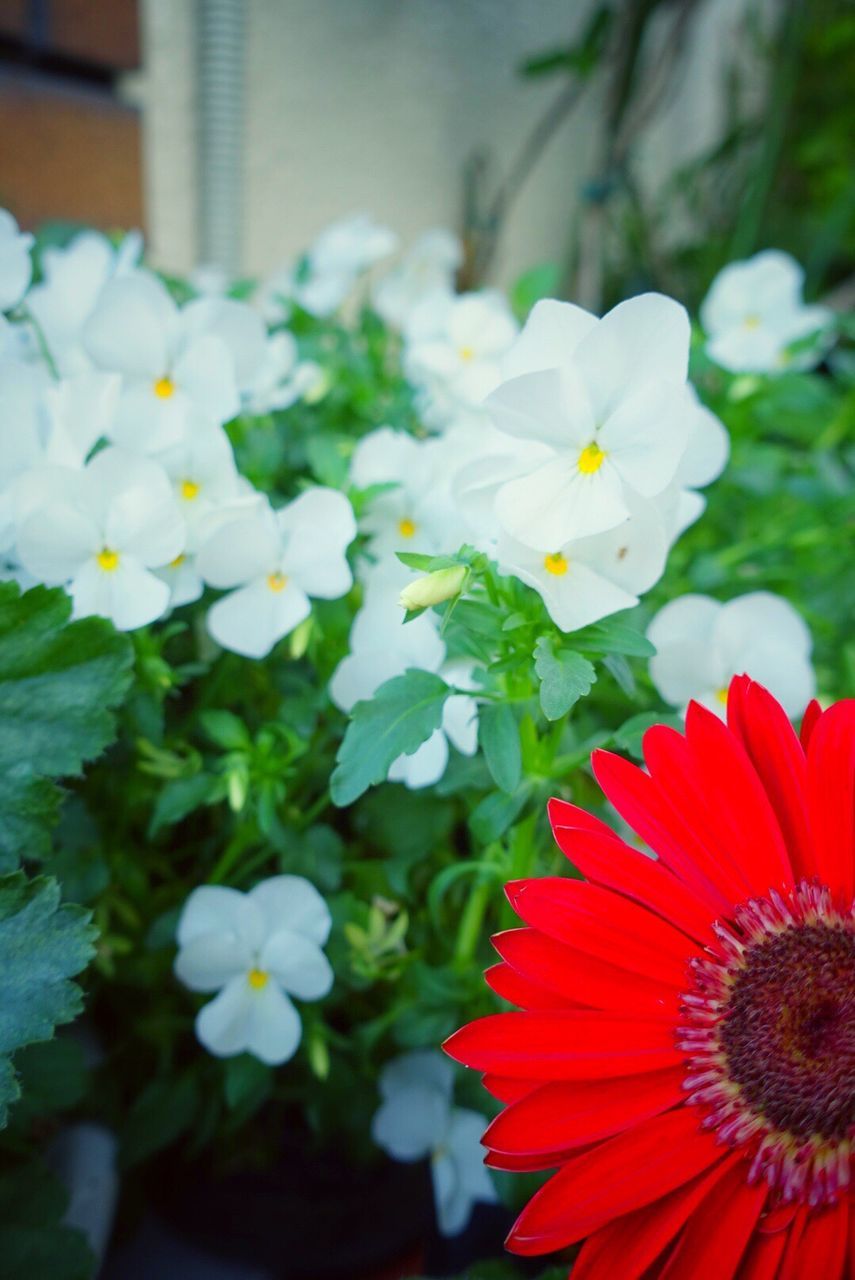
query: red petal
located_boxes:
[683,700,794,892]
[731,1227,789,1280]
[801,698,823,750]
[505,877,699,988]
[592,746,743,911]
[806,700,855,904]
[549,822,716,945]
[484,960,577,1010]
[547,796,616,839]
[657,1162,767,1278]
[483,1067,685,1157]
[481,1073,539,1103]
[505,1106,723,1255]
[484,1149,565,1172]
[777,1208,809,1280]
[727,677,816,882]
[789,1204,849,1279]
[443,1010,684,1079]
[493,927,677,1019]
[571,1156,739,1280]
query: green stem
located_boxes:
[454,870,496,966]
[208,825,258,885]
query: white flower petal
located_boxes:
[176,884,265,951]
[388,729,449,788]
[715,591,813,661]
[174,933,252,992]
[245,982,303,1065]
[70,557,171,630]
[502,298,597,379]
[485,368,594,448]
[259,929,333,1001]
[442,694,479,756]
[178,297,266,388]
[575,293,690,422]
[599,381,689,497]
[372,1086,448,1162]
[646,594,722,649]
[83,271,175,378]
[249,874,332,947]
[195,976,256,1057]
[173,333,240,425]
[496,459,628,549]
[378,1050,455,1101]
[446,1108,497,1203]
[206,578,310,658]
[277,488,356,599]
[16,500,100,583]
[196,507,279,587]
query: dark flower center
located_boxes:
[721,922,855,1142]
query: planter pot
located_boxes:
[152,1146,433,1280]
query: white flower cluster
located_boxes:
[0,212,354,650]
[371,1050,497,1237]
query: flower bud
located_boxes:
[399,565,467,611]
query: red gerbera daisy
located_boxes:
[444,677,855,1278]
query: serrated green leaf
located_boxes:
[330,670,450,806]
[0,873,95,1126]
[0,774,59,873]
[573,616,655,657]
[478,703,521,794]
[0,583,134,776]
[534,637,596,720]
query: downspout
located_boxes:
[196,0,245,274]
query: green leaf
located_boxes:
[199,709,250,751]
[0,873,95,1126]
[11,1037,88,1118]
[223,1054,272,1113]
[510,262,561,319]
[0,1160,94,1280]
[0,584,133,869]
[478,703,521,794]
[0,584,133,776]
[149,772,217,836]
[573,615,655,658]
[469,788,529,844]
[120,1074,199,1168]
[330,670,450,806]
[534,637,596,721]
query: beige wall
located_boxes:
[134,0,765,287]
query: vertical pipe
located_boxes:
[197,0,245,274]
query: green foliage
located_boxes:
[0,584,133,869]
[534,638,597,721]
[0,1160,94,1280]
[0,874,95,1125]
[330,670,451,805]
[478,704,522,794]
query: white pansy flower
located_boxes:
[329,581,478,788]
[498,494,668,634]
[83,271,260,452]
[350,427,466,566]
[404,288,518,425]
[26,229,141,373]
[700,250,833,374]
[198,487,356,659]
[244,331,322,414]
[371,1051,497,1237]
[260,213,398,320]
[16,446,184,629]
[484,294,691,548]
[647,591,815,718]
[657,391,730,544]
[175,876,333,1066]
[372,229,462,329]
[0,209,34,311]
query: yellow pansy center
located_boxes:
[578,441,606,474]
[96,548,120,572]
[543,552,569,577]
[715,686,729,706]
[153,375,176,399]
[169,554,186,568]
[743,313,762,331]
[247,968,269,990]
[398,517,417,539]
[267,572,288,593]
[180,478,200,501]
[458,345,475,362]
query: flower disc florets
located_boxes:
[680,880,855,1207]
